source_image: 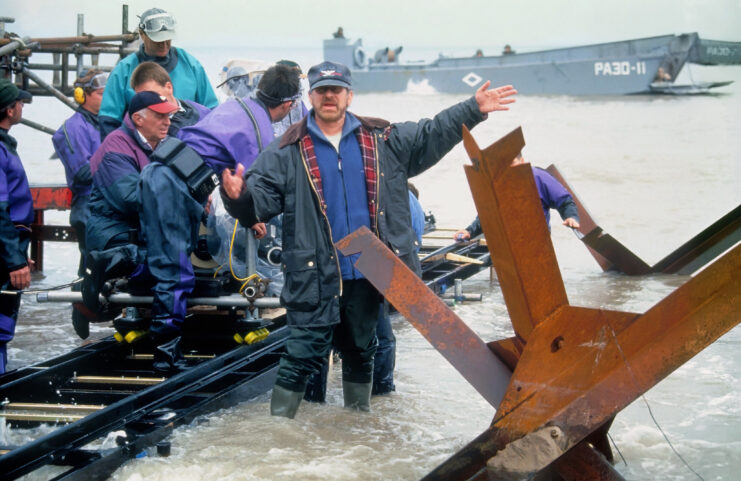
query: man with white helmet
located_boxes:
[98,7,217,139]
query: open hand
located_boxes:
[475,81,517,113]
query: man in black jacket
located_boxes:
[221,61,516,418]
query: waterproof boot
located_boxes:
[303,359,329,403]
[270,385,305,419]
[152,336,189,374]
[342,380,372,412]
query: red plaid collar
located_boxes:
[300,126,379,230]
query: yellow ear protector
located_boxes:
[73,86,86,104]
[72,72,108,105]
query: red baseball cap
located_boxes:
[128,90,178,116]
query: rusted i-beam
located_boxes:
[337,126,740,480]
[546,164,741,276]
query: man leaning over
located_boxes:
[220,61,516,418]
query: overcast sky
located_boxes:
[4,0,740,52]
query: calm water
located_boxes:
[4,54,740,480]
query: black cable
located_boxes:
[603,316,707,481]
[0,277,83,296]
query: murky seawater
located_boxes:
[4,58,740,480]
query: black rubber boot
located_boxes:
[303,358,329,403]
[342,380,372,412]
[270,385,305,419]
[152,336,189,374]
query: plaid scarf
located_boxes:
[300,126,379,230]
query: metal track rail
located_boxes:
[0,321,288,480]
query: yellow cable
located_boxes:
[212,264,224,278]
[228,219,262,293]
[228,219,250,282]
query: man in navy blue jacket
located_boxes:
[0,79,33,373]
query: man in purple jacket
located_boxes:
[179,64,300,176]
[454,152,580,241]
[52,70,108,277]
[0,79,33,373]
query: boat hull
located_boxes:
[325,33,739,95]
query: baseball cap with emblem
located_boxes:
[128,91,178,117]
[0,79,32,111]
[307,61,352,91]
[138,8,176,42]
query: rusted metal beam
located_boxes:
[544,164,613,271]
[546,164,741,276]
[424,126,739,479]
[461,127,568,341]
[336,227,512,408]
[337,126,739,480]
[650,204,741,274]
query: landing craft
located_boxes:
[324,33,740,95]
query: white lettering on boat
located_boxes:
[706,46,736,57]
[594,61,646,76]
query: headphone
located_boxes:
[73,86,86,104]
[73,72,108,105]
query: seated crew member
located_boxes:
[131,61,211,135]
[98,7,218,139]
[52,70,107,277]
[453,152,579,241]
[86,91,211,371]
[0,79,33,374]
[83,91,177,336]
[219,60,516,418]
[218,65,254,99]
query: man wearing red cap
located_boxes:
[83,92,176,335]
[84,91,215,372]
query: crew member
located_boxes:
[130,61,211,135]
[98,7,217,139]
[272,60,308,137]
[220,61,516,418]
[453,153,580,241]
[52,70,107,277]
[83,92,177,353]
[0,79,33,373]
[179,64,300,175]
